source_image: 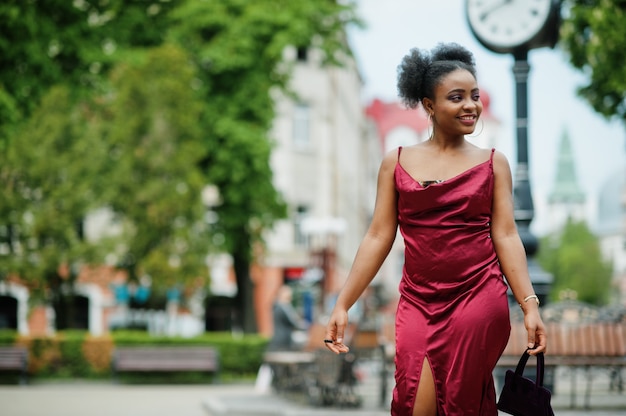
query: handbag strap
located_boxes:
[514,348,545,387]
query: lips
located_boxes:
[459,115,477,125]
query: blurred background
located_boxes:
[0,0,624,388]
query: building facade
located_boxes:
[253,44,378,336]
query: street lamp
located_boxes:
[511,50,554,304]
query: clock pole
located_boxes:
[512,49,533,237]
[511,48,553,305]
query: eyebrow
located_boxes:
[446,88,480,94]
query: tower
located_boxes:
[547,129,587,232]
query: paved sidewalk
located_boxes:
[0,364,624,416]
[203,361,626,416]
[0,383,214,416]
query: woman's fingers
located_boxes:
[525,325,547,355]
[324,311,349,354]
[324,339,350,354]
[528,328,547,355]
[524,312,547,355]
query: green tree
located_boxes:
[97,44,211,296]
[167,0,360,332]
[0,0,360,333]
[0,1,194,321]
[1,44,212,321]
[560,0,626,121]
[0,86,107,326]
[0,0,177,138]
[537,219,613,305]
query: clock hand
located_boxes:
[479,0,513,21]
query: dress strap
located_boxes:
[489,148,495,165]
[397,146,403,162]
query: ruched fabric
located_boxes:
[391,147,510,416]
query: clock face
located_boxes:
[467,0,553,50]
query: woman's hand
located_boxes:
[324,309,350,354]
[523,308,547,355]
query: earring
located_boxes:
[468,118,484,138]
[427,112,434,140]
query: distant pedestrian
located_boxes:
[267,285,307,351]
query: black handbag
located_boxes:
[497,349,554,416]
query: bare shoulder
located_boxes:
[490,149,513,188]
[491,149,512,171]
[371,148,398,185]
[380,147,401,170]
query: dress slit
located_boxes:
[412,355,438,416]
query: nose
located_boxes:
[463,98,481,114]
[462,98,477,109]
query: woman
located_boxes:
[324,43,547,416]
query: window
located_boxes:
[296,46,308,62]
[294,205,309,247]
[293,102,310,148]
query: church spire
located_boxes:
[546,129,587,233]
[548,129,585,205]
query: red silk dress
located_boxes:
[392,147,511,416]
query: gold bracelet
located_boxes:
[519,294,540,308]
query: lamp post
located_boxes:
[511,50,553,305]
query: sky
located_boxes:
[346,0,625,235]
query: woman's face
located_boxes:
[429,68,483,137]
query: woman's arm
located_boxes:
[490,150,547,355]
[324,150,399,354]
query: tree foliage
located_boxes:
[560,0,626,121]
[0,1,196,300]
[98,44,211,291]
[537,219,613,305]
[0,86,106,292]
[0,0,360,332]
[0,0,177,145]
[165,0,359,331]
[166,0,359,253]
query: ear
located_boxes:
[422,98,434,115]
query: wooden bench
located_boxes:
[0,346,28,384]
[112,346,219,382]
[497,321,626,409]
